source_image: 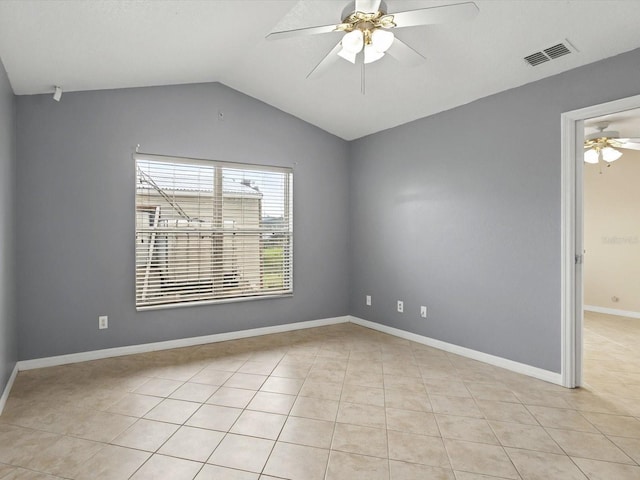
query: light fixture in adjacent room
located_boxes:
[583,124,633,166]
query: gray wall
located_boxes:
[349,47,640,373]
[16,83,350,360]
[0,58,16,390]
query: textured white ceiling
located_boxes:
[1,0,640,140]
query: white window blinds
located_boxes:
[135,153,293,309]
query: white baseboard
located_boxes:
[584,305,640,319]
[12,313,562,395]
[0,364,18,415]
[349,316,563,386]
[17,316,350,371]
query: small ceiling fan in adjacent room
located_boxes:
[584,123,640,166]
[266,0,479,84]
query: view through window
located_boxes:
[135,154,293,309]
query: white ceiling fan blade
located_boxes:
[386,38,426,66]
[620,142,640,151]
[355,0,382,13]
[391,2,479,29]
[267,24,339,41]
[307,42,343,79]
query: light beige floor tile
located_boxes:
[424,378,472,398]
[388,430,450,467]
[326,451,389,480]
[158,426,224,461]
[0,464,16,477]
[74,444,150,480]
[195,465,258,480]
[0,468,61,479]
[189,369,234,386]
[341,384,385,406]
[385,389,432,412]
[386,407,440,436]
[279,416,334,449]
[430,395,484,418]
[130,454,202,479]
[444,439,519,479]
[106,393,163,417]
[476,399,538,425]
[465,383,520,403]
[331,423,388,458]
[546,428,634,464]
[513,391,572,409]
[436,414,499,444]
[247,391,296,415]
[290,396,339,421]
[223,373,267,390]
[207,434,274,473]
[260,376,304,395]
[526,406,597,432]
[237,361,276,376]
[134,378,184,397]
[453,473,519,480]
[68,410,138,443]
[112,418,179,451]
[25,435,103,478]
[384,374,426,393]
[505,448,586,480]
[307,367,346,384]
[608,435,640,463]
[337,402,386,429]
[571,457,640,480]
[389,460,455,480]
[270,363,311,379]
[343,371,384,388]
[186,404,242,431]
[263,442,329,480]
[143,398,200,424]
[230,410,286,440]
[580,411,640,438]
[489,421,563,454]
[0,425,60,467]
[169,382,218,403]
[299,380,343,400]
[205,387,255,408]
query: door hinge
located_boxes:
[575,254,584,264]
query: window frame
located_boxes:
[134,153,293,311]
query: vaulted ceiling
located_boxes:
[1,0,640,140]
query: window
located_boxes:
[135,153,293,309]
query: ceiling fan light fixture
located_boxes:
[584,148,599,164]
[371,29,394,53]
[341,29,364,54]
[364,44,385,64]
[337,47,357,64]
[601,146,623,162]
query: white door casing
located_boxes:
[560,93,640,388]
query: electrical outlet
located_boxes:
[420,306,427,318]
[98,316,108,329]
[366,295,372,306]
[397,300,404,313]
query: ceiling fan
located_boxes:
[266,0,479,80]
[584,123,640,165]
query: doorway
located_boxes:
[561,93,640,388]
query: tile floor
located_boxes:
[0,316,638,479]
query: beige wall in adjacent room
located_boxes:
[584,148,640,313]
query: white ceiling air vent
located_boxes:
[524,40,576,67]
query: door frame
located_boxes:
[561,93,640,388]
